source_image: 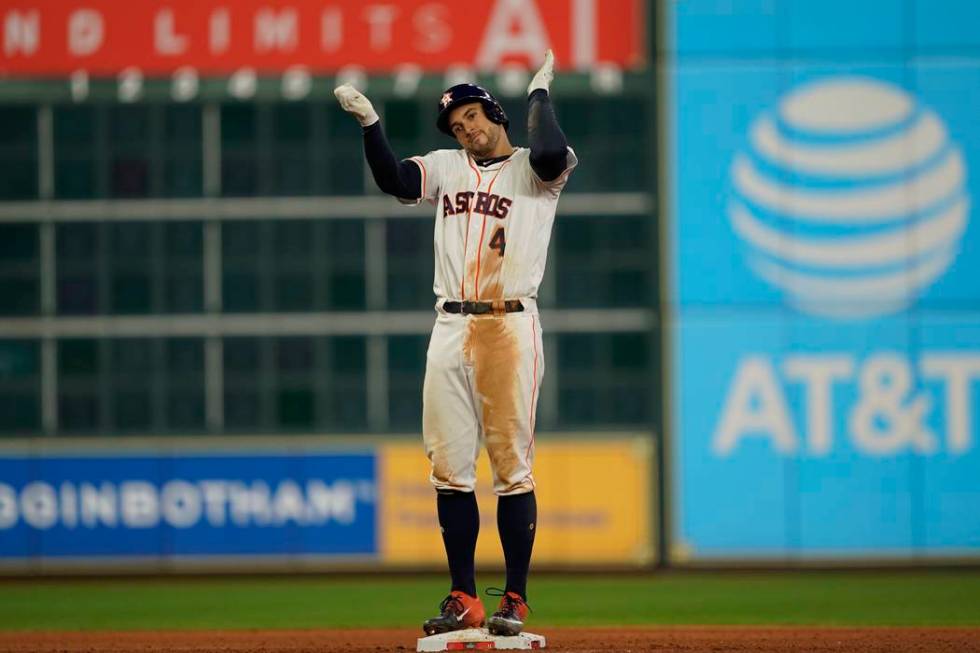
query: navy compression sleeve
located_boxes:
[362,121,422,200]
[527,89,569,182]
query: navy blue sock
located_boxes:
[436,490,479,597]
[497,491,537,601]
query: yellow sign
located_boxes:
[379,438,654,565]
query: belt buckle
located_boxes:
[491,299,506,316]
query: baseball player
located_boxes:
[335,50,576,637]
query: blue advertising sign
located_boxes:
[669,2,980,557]
[0,450,377,559]
[670,0,980,56]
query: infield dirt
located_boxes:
[1,626,979,653]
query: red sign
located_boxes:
[0,0,644,77]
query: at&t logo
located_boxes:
[729,76,970,319]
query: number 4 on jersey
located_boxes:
[489,226,506,257]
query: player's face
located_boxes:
[448,102,501,158]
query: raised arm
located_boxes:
[334,84,422,200]
[526,50,569,182]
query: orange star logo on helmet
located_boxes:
[440,92,452,108]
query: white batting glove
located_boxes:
[527,49,555,95]
[334,83,379,127]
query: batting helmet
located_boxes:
[436,84,509,137]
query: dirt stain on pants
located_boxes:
[463,315,530,494]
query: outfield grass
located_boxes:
[4,571,980,631]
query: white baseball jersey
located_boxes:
[405,146,578,496]
[407,147,578,302]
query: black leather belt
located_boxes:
[443,300,524,315]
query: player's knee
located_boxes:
[430,474,475,493]
[493,473,535,496]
